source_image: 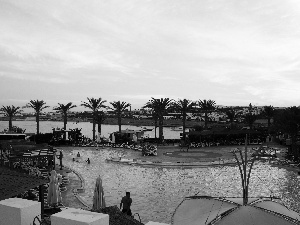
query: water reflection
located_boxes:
[64,149,300,224]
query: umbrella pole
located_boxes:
[243,134,248,205]
[39,184,44,220]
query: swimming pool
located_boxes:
[63,148,300,224]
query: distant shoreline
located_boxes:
[0,117,204,128]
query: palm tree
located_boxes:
[198,99,216,129]
[95,111,106,137]
[225,108,240,129]
[273,106,300,156]
[244,113,256,130]
[109,101,131,133]
[263,105,275,131]
[53,102,77,130]
[81,98,107,141]
[53,102,77,140]
[173,99,195,141]
[152,111,159,139]
[0,105,22,132]
[25,100,49,134]
[144,98,173,143]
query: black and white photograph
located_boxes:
[0,0,300,224]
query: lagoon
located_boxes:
[0,121,182,139]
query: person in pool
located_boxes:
[77,152,81,157]
[120,192,132,216]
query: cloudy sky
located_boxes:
[1,0,300,110]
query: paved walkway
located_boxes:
[54,166,86,209]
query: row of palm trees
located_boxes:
[0,97,275,143]
[0,98,131,141]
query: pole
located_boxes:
[243,134,248,205]
[39,185,44,220]
[59,150,63,170]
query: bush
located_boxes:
[29,133,53,144]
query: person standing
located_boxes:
[120,192,132,216]
[56,150,64,170]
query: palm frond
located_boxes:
[81,98,107,111]
[26,100,49,112]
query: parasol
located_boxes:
[92,176,106,210]
[47,170,62,206]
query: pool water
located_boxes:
[63,148,300,224]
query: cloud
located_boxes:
[1,0,300,107]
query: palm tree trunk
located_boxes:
[159,116,164,143]
[36,113,40,135]
[154,119,157,139]
[63,113,67,140]
[92,113,96,141]
[204,112,208,129]
[98,122,102,136]
[118,113,121,133]
[8,116,12,132]
[182,112,186,141]
[63,114,67,130]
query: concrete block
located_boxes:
[145,222,170,225]
[0,198,41,225]
[51,207,109,225]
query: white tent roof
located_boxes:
[253,200,300,221]
[224,197,259,205]
[172,197,300,225]
[215,205,296,225]
[172,198,237,225]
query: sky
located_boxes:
[1,0,300,111]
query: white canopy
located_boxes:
[171,196,300,225]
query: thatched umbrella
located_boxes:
[92,176,106,210]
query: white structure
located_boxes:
[51,208,109,225]
[145,222,170,225]
[0,198,41,225]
